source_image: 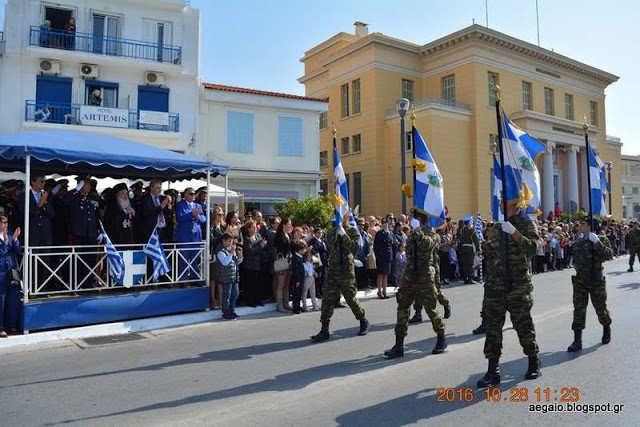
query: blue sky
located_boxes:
[2,0,638,153]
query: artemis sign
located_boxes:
[80,105,129,129]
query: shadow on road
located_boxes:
[617,283,640,291]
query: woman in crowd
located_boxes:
[365,222,377,289]
[240,219,267,307]
[374,217,393,299]
[209,206,226,309]
[0,216,20,337]
[225,211,243,246]
[274,217,293,312]
[64,17,76,50]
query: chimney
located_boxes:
[354,21,368,37]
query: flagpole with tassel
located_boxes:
[583,115,594,231]
[494,85,512,289]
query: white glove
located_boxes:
[354,259,363,268]
[588,232,599,243]
[337,226,346,236]
[410,218,420,229]
[500,221,517,235]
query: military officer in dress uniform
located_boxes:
[66,176,99,288]
[458,216,480,284]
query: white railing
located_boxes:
[23,242,206,297]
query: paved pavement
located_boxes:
[1,256,639,426]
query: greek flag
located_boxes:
[97,226,126,286]
[499,112,546,213]
[333,138,350,226]
[413,126,446,228]
[144,228,171,282]
[588,145,609,216]
[475,214,484,243]
[492,154,504,221]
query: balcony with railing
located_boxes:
[25,100,180,133]
[385,97,471,116]
[0,30,5,56]
[29,26,182,64]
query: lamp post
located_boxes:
[607,162,613,215]
[396,98,410,215]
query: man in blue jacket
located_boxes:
[66,176,99,289]
[175,187,206,281]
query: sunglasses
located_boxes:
[186,192,195,196]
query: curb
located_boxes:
[0,286,398,350]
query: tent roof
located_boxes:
[0,130,228,179]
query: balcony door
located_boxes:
[142,20,173,62]
[92,14,119,56]
[35,75,72,123]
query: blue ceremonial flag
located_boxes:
[97,225,126,286]
[499,112,546,213]
[588,145,609,216]
[412,126,446,228]
[492,154,504,221]
[475,214,484,243]
[144,228,171,282]
[333,138,350,226]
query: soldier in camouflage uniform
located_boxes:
[311,222,369,342]
[568,218,613,352]
[408,238,451,323]
[472,226,500,335]
[477,208,541,388]
[384,212,447,358]
[627,222,640,272]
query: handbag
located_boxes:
[273,253,291,272]
[311,253,322,267]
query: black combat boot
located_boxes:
[472,319,486,335]
[525,355,541,380]
[311,323,330,342]
[384,336,405,358]
[627,266,633,272]
[476,358,500,388]
[443,304,451,319]
[408,312,423,324]
[357,318,369,336]
[432,334,447,354]
[567,330,582,352]
[602,325,611,344]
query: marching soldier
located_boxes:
[459,216,480,284]
[477,205,541,388]
[311,220,369,342]
[627,222,640,272]
[384,211,447,358]
[567,218,613,352]
[408,236,451,323]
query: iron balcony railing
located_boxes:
[29,26,182,64]
[25,100,180,132]
[385,97,471,116]
[0,30,4,40]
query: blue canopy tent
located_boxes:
[0,130,229,331]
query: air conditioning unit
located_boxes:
[80,63,99,79]
[144,71,165,86]
[39,58,61,75]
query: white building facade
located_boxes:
[621,151,640,220]
[199,84,327,215]
[0,0,200,152]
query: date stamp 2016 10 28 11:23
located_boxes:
[435,387,581,403]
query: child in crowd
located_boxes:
[302,249,318,311]
[217,232,243,320]
[291,239,307,314]
[394,243,407,288]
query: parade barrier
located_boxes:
[0,130,228,332]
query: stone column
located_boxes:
[567,146,579,214]
[543,141,555,217]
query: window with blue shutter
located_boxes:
[227,111,254,154]
[278,116,303,156]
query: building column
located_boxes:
[567,146,579,214]
[543,141,555,216]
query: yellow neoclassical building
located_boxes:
[299,23,621,220]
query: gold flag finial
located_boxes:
[331,122,337,137]
[583,114,589,134]
[494,84,501,102]
[410,106,416,127]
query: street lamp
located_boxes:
[607,162,613,215]
[396,98,410,215]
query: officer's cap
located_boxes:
[130,181,144,190]
[196,186,207,194]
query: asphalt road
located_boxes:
[1,256,639,426]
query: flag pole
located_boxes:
[494,85,512,287]
[583,115,594,231]
[411,107,417,210]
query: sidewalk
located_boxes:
[0,286,398,350]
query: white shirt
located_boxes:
[217,248,243,266]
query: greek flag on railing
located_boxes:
[144,228,171,282]
[333,138,350,226]
[413,126,446,228]
[97,226,126,286]
[588,145,609,216]
[492,154,504,221]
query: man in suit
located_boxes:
[140,179,172,244]
[175,187,206,281]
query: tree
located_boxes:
[275,196,334,229]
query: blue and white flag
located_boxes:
[588,145,609,216]
[333,138,350,226]
[412,126,446,228]
[492,154,504,221]
[499,113,546,213]
[97,226,126,286]
[475,214,484,243]
[144,228,171,282]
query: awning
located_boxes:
[0,130,228,179]
[162,178,242,200]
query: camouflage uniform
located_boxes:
[483,216,539,359]
[459,226,480,282]
[628,228,640,268]
[319,226,366,326]
[413,234,448,312]
[571,235,613,331]
[395,227,444,337]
